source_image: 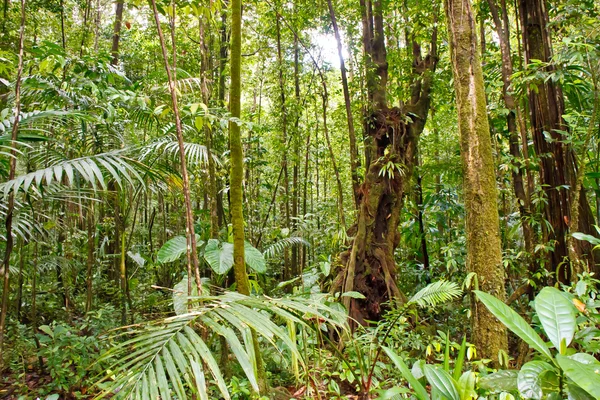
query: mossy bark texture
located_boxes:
[445,0,508,362]
[334,0,437,326]
[229,0,267,393]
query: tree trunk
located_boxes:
[86,203,94,313]
[486,0,536,272]
[334,0,437,325]
[327,0,360,210]
[0,0,25,369]
[274,9,291,280]
[445,0,508,363]
[229,0,268,393]
[111,0,124,65]
[150,0,202,295]
[519,0,598,282]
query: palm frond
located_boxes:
[95,292,347,399]
[140,136,219,167]
[0,109,87,134]
[263,237,310,259]
[408,280,462,307]
[0,150,155,196]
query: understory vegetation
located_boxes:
[0,0,599,398]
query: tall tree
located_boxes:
[445,0,508,362]
[110,0,125,65]
[0,0,25,369]
[327,0,360,209]
[229,0,267,393]
[335,0,438,324]
[149,0,202,295]
[519,0,598,282]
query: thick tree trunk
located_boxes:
[335,0,438,324]
[445,0,508,363]
[229,0,267,393]
[519,0,598,282]
[334,0,437,325]
[487,0,536,275]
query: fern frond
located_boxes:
[408,280,462,307]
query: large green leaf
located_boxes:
[556,354,600,398]
[244,242,266,273]
[456,371,476,400]
[517,360,556,399]
[204,239,234,275]
[474,291,553,360]
[534,287,577,352]
[478,370,518,393]
[424,365,460,400]
[382,347,429,400]
[203,240,266,275]
[172,275,210,315]
[157,235,203,264]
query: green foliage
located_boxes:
[96,292,346,399]
[475,285,600,399]
[36,323,103,396]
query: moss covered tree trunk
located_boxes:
[229,0,267,393]
[334,0,437,325]
[444,0,508,362]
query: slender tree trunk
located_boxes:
[60,0,66,49]
[149,0,202,295]
[568,59,598,275]
[445,0,508,363]
[79,0,92,56]
[275,9,291,280]
[229,0,268,393]
[111,0,124,65]
[327,0,360,210]
[86,203,94,313]
[93,0,101,52]
[0,0,25,369]
[200,18,220,240]
[15,240,24,322]
[218,1,228,106]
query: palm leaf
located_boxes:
[408,280,462,307]
[263,237,310,259]
[94,292,347,399]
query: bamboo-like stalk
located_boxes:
[149,0,202,295]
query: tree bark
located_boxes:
[519,0,598,282]
[445,0,508,363]
[229,0,268,393]
[486,0,536,268]
[111,0,124,65]
[334,0,437,325]
[327,0,360,210]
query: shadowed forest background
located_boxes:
[0,0,599,398]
